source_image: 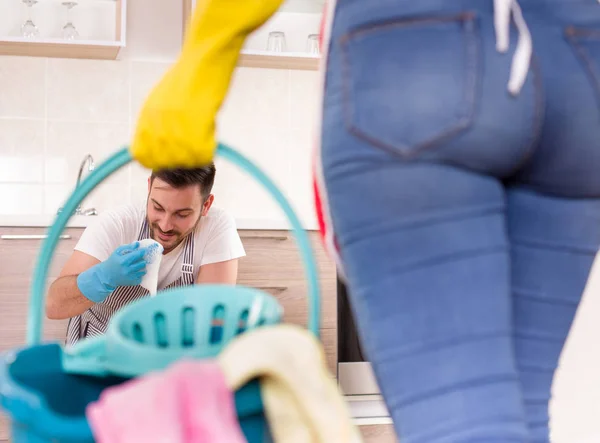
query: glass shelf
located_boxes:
[0,0,125,60]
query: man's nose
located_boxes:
[159,216,174,232]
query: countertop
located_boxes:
[0,215,319,231]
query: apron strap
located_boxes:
[180,228,196,285]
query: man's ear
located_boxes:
[201,194,214,216]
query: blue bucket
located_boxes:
[0,144,321,442]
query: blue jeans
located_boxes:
[319,0,600,442]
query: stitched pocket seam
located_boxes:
[339,12,480,159]
[565,26,600,108]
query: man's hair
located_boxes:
[150,163,216,200]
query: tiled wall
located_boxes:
[0,55,320,226]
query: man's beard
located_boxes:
[148,215,201,253]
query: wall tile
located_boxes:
[43,184,72,215]
[0,57,46,118]
[218,124,290,192]
[45,121,130,185]
[130,164,151,204]
[289,70,320,131]
[219,67,290,132]
[130,61,172,124]
[0,156,43,183]
[284,129,317,228]
[44,182,131,216]
[87,183,132,213]
[0,184,43,215]
[0,119,45,155]
[211,157,285,223]
[47,58,129,122]
[211,125,291,222]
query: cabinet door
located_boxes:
[0,227,83,351]
[360,424,399,443]
[0,227,84,441]
[237,230,337,373]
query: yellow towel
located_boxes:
[131,0,284,170]
[217,324,363,443]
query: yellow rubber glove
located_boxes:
[131,0,284,170]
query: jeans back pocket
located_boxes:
[339,12,481,158]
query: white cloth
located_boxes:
[138,239,163,296]
[494,0,533,96]
[75,204,246,290]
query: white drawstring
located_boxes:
[494,0,533,95]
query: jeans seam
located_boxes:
[513,287,579,306]
[514,331,566,343]
[511,236,599,254]
[564,25,600,109]
[403,416,528,443]
[338,12,480,159]
[342,202,505,246]
[384,374,521,411]
[353,245,508,294]
[374,331,514,364]
[517,364,555,373]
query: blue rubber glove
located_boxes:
[77,242,148,303]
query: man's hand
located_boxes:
[130,0,285,170]
[77,242,148,303]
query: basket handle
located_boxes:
[27,144,321,345]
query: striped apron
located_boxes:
[66,219,196,346]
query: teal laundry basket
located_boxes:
[0,143,321,443]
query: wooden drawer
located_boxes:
[238,230,337,376]
[238,230,337,330]
[0,227,83,348]
[360,424,399,443]
[0,412,8,441]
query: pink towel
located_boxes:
[86,360,247,443]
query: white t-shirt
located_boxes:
[75,204,246,290]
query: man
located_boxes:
[46,164,246,345]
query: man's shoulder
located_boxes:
[196,207,237,236]
[192,206,246,263]
[205,206,232,222]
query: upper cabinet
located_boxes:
[182,0,324,71]
[0,0,126,60]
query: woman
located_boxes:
[133,0,600,441]
[314,1,600,441]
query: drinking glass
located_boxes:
[267,31,286,52]
[62,1,79,40]
[306,34,320,54]
[21,0,40,38]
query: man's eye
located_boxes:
[153,206,164,212]
[177,213,190,219]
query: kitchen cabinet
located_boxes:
[0,225,336,441]
[359,424,399,443]
[238,229,338,371]
[182,0,323,70]
[0,0,126,60]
